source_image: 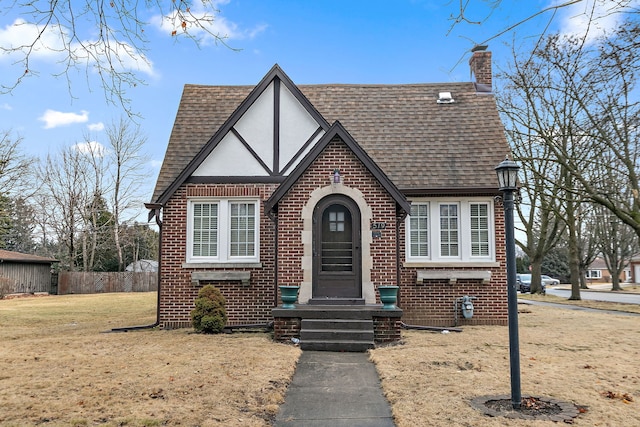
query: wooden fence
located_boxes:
[58,271,158,294]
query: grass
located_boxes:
[518,284,640,314]
[370,298,640,426]
[0,293,300,427]
[1,291,639,426]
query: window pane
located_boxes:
[409,203,429,257]
[470,203,489,256]
[439,204,459,257]
[192,203,218,257]
[230,202,256,257]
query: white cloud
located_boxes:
[150,159,163,168]
[87,122,105,132]
[554,0,640,43]
[0,103,11,110]
[73,141,107,157]
[39,109,89,129]
[150,0,266,44]
[0,18,155,76]
[0,18,67,61]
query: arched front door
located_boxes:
[312,195,361,299]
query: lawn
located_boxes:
[370,300,640,426]
[1,292,639,426]
[0,293,300,427]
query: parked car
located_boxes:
[517,274,546,294]
[541,275,560,286]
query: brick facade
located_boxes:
[157,136,508,330]
[158,184,279,328]
[398,202,508,327]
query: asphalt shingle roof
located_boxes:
[152,78,509,203]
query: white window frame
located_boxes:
[187,198,260,264]
[586,270,602,279]
[405,198,495,263]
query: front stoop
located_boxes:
[300,318,374,352]
[272,305,403,352]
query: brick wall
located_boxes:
[398,200,508,327]
[158,183,278,328]
[277,137,398,292]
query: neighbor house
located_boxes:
[588,256,631,284]
[148,48,511,349]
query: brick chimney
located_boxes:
[469,45,492,92]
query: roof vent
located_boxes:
[437,91,455,104]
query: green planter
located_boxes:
[378,286,399,310]
[279,285,300,309]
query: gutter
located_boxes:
[111,204,163,332]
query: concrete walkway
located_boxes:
[274,351,395,427]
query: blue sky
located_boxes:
[0,0,634,205]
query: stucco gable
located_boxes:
[265,121,411,214]
[154,64,330,205]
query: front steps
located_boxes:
[272,304,403,351]
[300,318,374,352]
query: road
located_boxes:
[546,287,640,305]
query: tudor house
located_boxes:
[148,49,511,348]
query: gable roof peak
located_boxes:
[265,120,411,214]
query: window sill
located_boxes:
[190,271,252,287]
[404,261,499,268]
[182,262,262,269]
[416,269,492,285]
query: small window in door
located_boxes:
[329,211,345,232]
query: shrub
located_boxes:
[191,285,227,333]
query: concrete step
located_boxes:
[300,339,375,352]
[301,318,373,330]
[299,318,375,352]
[301,329,374,342]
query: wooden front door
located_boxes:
[313,195,361,298]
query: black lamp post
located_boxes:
[495,156,522,410]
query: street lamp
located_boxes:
[495,156,522,410]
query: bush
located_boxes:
[191,285,227,333]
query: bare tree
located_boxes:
[498,123,565,294]
[497,21,640,297]
[104,118,149,271]
[595,209,638,290]
[577,205,603,289]
[0,130,34,195]
[1,1,236,114]
[449,0,638,53]
[39,147,88,270]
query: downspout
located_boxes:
[111,205,163,332]
[266,205,278,308]
[396,207,408,306]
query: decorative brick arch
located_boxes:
[299,184,375,303]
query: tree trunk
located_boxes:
[611,272,623,291]
[529,261,544,294]
[566,200,582,300]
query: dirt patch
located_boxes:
[470,395,580,422]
